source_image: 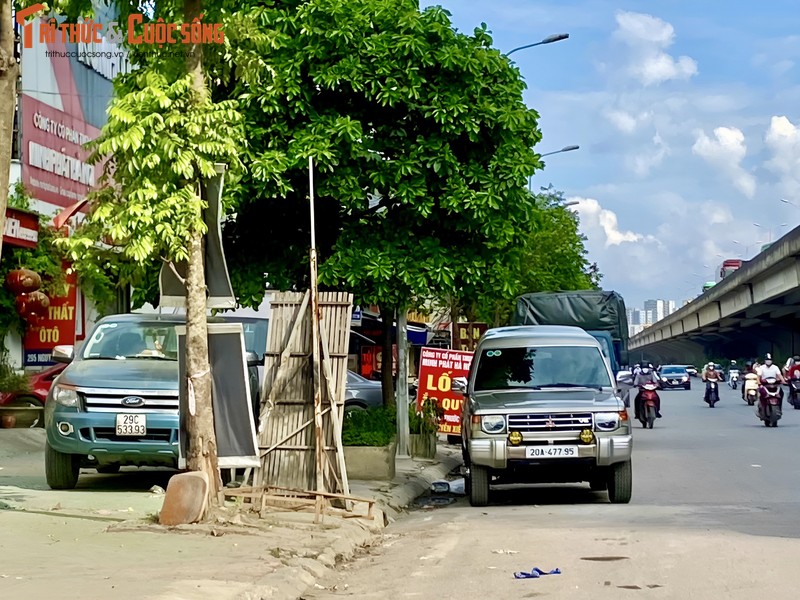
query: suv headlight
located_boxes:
[594,412,620,431]
[52,385,79,407]
[661,377,668,382]
[481,415,506,434]
[682,375,689,381]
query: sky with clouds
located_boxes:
[421,0,800,309]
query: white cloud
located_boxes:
[604,108,653,133]
[692,126,757,198]
[630,132,669,176]
[614,11,698,86]
[765,115,800,197]
[569,197,645,246]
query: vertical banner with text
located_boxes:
[23,265,78,366]
[416,347,473,435]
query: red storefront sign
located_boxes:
[21,94,101,209]
[416,347,474,436]
[23,264,78,366]
[3,206,40,249]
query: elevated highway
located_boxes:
[630,226,800,364]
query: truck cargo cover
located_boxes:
[511,290,629,341]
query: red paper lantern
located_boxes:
[16,291,50,323]
[5,269,42,295]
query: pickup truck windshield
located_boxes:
[474,346,612,391]
[82,321,179,360]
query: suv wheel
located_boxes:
[45,442,80,490]
[468,464,490,507]
[607,460,632,504]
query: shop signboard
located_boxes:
[416,347,473,436]
[23,264,78,366]
[455,322,487,352]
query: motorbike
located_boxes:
[727,369,739,390]
[757,376,783,427]
[743,373,759,406]
[638,382,660,429]
[704,379,721,407]
[789,374,800,410]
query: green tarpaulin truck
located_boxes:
[511,290,629,373]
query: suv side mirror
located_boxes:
[52,345,74,364]
[452,377,468,394]
[245,351,262,368]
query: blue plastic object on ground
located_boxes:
[513,567,562,579]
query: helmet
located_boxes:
[765,353,773,365]
[794,355,799,362]
[745,361,753,368]
[708,363,716,370]
[731,360,737,365]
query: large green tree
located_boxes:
[223,0,542,402]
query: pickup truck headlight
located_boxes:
[52,385,79,407]
[594,412,620,431]
[481,415,506,434]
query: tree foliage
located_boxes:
[458,187,601,326]
[60,70,243,285]
[222,0,542,313]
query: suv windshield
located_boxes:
[81,320,179,360]
[474,346,612,391]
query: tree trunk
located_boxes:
[379,304,395,408]
[0,0,20,261]
[396,303,409,456]
[183,0,220,512]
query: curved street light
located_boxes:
[529,145,580,191]
[506,33,570,57]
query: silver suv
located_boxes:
[458,325,633,506]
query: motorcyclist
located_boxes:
[741,361,757,400]
[787,355,800,380]
[757,354,784,384]
[633,364,661,420]
[701,363,724,404]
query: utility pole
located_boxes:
[396,305,410,457]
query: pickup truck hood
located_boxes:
[472,389,622,412]
[58,359,179,391]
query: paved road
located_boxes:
[306,381,800,599]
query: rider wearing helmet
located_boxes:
[741,361,756,400]
[787,355,800,381]
[633,364,662,420]
[701,363,724,403]
[757,354,784,384]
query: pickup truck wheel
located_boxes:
[468,464,490,507]
[45,442,80,490]
[607,460,632,504]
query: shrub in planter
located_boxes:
[342,407,397,480]
[409,398,443,459]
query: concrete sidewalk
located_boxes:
[0,430,463,600]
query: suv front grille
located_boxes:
[507,412,593,432]
[79,389,179,413]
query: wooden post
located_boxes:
[309,157,325,523]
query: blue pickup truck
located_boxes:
[44,313,261,489]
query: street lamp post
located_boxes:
[754,222,788,243]
[529,145,580,191]
[505,33,569,57]
[732,239,763,257]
